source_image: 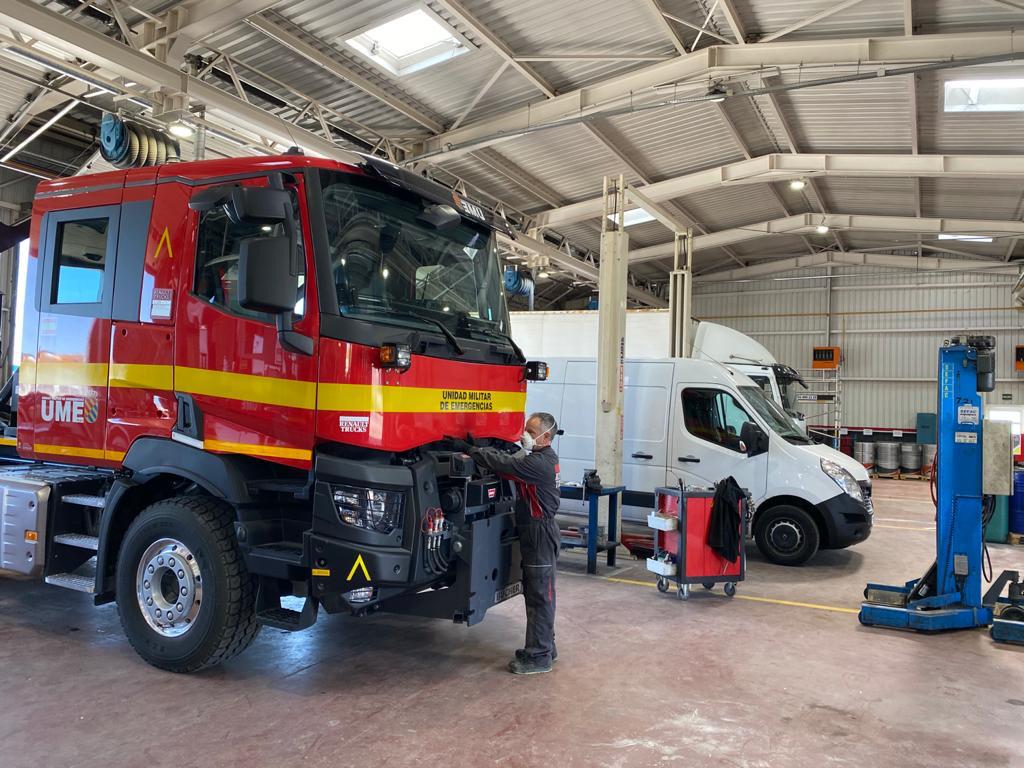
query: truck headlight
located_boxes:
[820,459,864,503]
[333,484,404,534]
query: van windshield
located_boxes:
[739,385,811,444]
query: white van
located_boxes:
[528,357,872,566]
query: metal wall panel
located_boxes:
[694,266,1024,429]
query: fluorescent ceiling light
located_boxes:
[815,224,830,234]
[346,8,467,77]
[944,78,1024,113]
[607,209,656,227]
[938,233,994,243]
[789,178,806,191]
[168,121,194,139]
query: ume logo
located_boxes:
[40,396,99,424]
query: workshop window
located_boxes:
[51,217,110,304]
[194,201,305,323]
[682,388,752,453]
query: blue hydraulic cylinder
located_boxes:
[935,343,985,607]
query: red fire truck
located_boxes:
[0,150,543,672]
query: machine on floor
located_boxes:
[859,336,1024,643]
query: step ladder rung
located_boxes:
[63,494,106,508]
[53,533,99,550]
[45,572,96,593]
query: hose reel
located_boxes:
[99,113,181,169]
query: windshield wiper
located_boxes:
[457,321,525,363]
[392,309,465,356]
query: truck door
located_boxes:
[670,385,768,497]
[30,205,121,463]
[175,175,318,468]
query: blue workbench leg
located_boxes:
[588,495,598,574]
[608,493,618,567]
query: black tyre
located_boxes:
[116,496,260,672]
[1001,605,1024,622]
[702,581,715,590]
[656,577,670,593]
[754,504,820,566]
[723,582,736,598]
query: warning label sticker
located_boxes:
[954,431,978,444]
[957,404,980,425]
[439,390,494,411]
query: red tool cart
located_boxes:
[646,484,750,600]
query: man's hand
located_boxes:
[444,435,474,453]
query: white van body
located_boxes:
[528,357,872,565]
[510,311,808,429]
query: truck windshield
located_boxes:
[739,385,811,444]
[320,171,507,336]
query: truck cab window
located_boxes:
[682,388,752,453]
[194,200,305,323]
[52,217,109,304]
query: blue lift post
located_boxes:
[860,337,995,632]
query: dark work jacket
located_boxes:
[469,445,560,521]
[708,476,744,563]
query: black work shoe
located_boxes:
[515,648,558,663]
[508,656,552,675]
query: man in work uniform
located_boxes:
[449,412,561,675]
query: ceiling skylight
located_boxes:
[346,8,467,77]
[944,79,1024,113]
[607,209,657,227]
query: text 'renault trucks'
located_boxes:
[1,151,546,672]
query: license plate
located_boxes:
[494,581,522,604]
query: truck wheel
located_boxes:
[116,496,260,672]
[754,505,820,566]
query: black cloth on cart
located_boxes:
[708,476,744,563]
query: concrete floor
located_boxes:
[2,480,1023,768]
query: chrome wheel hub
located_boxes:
[136,538,202,637]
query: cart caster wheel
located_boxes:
[723,582,736,598]
[677,584,689,601]
[863,587,870,600]
[702,581,715,591]
[656,577,669,593]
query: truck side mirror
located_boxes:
[227,186,292,225]
[238,236,296,314]
[740,421,769,457]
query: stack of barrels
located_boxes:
[854,439,937,477]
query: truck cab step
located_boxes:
[63,494,106,508]
[45,572,96,593]
[53,533,99,550]
[257,600,318,631]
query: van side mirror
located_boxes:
[238,237,296,314]
[740,421,768,457]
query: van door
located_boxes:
[621,362,671,519]
[670,385,768,497]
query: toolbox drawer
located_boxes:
[646,557,677,576]
[646,512,677,531]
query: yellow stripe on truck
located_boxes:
[34,443,124,462]
[34,362,109,388]
[205,439,311,461]
[175,367,317,410]
[109,363,173,390]
[317,384,527,414]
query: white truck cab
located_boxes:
[528,357,872,565]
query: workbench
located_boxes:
[558,484,624,574]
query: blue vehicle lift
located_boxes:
[860,336,1024,636]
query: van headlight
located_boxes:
[333,484,404,534]
[820,459,864,502]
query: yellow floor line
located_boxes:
[596,574,860,615]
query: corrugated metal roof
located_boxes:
[724,0,903,41]
[815,177,918,217]
[918,68,1024,155]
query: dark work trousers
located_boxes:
[518,512,560,663]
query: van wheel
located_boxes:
[116,496,260,672]
[754,505,820,566]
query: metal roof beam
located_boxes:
[0,0,361,159]
[163,0,280,64]
[717,0,747,44]
[536,153,1024,229]
[417,30,1022,159]
[471,147,568,208]
[685,213,1024,253]
[245,15,444,133]
[643,0,688,55]
[433,0,556,98]
[696,251,1020,281]
[659,13,734,45]
[759,0,868,44]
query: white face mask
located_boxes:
[520,425,552,452]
